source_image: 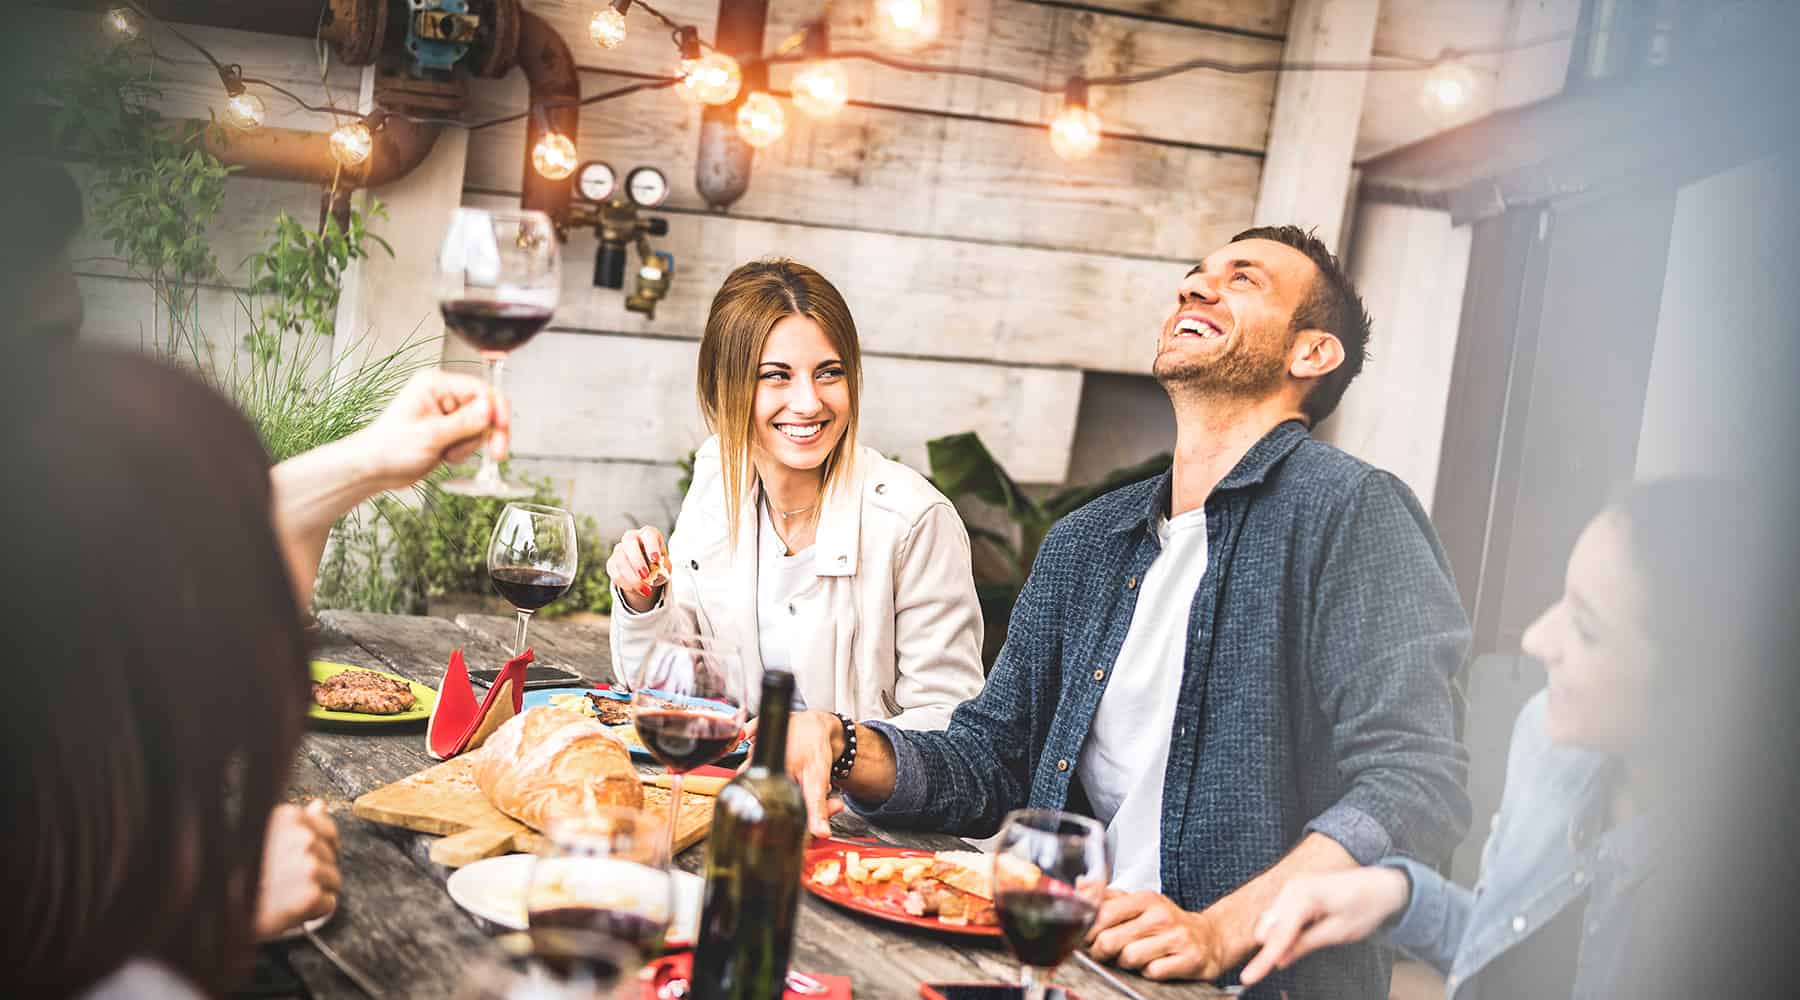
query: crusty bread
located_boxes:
[471,707,643,831]
[933,850,994,900]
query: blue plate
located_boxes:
[522,687,750,766]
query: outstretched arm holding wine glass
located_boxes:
[270,368,510,606]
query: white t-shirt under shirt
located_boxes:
[754,499,814,707]
[1076,505,1209,892]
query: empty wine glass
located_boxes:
[993,809,1110,1000]
[437,206,560,498]
[488,502,577,655]
[629,633,746,863]
[528,807,674,963]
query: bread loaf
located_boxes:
[471,707,643,831]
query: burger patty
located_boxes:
[313,670,417,714]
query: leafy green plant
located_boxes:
[927,432,1171,667]
[44,42,413,464]
[315,465,614,618]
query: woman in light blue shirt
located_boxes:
[1240,480,1761,999]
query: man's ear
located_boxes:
[1289,329,1344,382]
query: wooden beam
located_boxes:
[527,0,1280,151]
[464,192,1186,374]
[1018,0,1292,38]
[502,331,1085,483]
[1250,0,1377,250]
[464,73,1260,261]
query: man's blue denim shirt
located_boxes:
[855,420,1472,998]
[1381,692,1656,999]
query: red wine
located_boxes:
[530,905,665,956]
[491,566,573,611]
[441,299,552,354]
[633,709,741,772]
[691,671,806,1000]
[996,890,1098,969]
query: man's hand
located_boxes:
[1239,867,1410,986]
[784,709,847,837]
[254,800,343,940]
[355,369,509,492]
[1086,891,1233,981]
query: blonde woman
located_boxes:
[606,259,984,730]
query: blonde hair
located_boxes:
[696,258,863,544]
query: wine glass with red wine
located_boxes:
[993,809,1110,1000]
[629,633,746,862]
[488,502,577,655]
[527,807,675,965]
[437,206,560,498]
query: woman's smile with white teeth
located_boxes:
[777,420,825,443]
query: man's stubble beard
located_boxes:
[1153,325,1292,401]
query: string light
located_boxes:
[532,130,580,178]
[791,61,850,118]
[874,0,940,52]
[589,0,630,50]
[330,121,373,167]
[224,91,268,131]
[104,5,143,42]
[1049,79,1102,161]
[736,91,787,148]
[677,53,743,105]
[1421,58,1481,116]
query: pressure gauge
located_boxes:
[575,160,617,203]
[625,166,670,208]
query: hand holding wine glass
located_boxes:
[488,503,577,656]
[994,809,1110,1000]
[630,634,746,862]
[437,206,559,498]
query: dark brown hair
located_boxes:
[0,344,310,994]
[1231,224,1372,426]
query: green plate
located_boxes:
[308,660,436,726]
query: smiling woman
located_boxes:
[605,259,985,738]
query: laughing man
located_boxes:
[781,226,1472,998]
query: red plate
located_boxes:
[801,842,1002,939]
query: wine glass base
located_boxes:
[443,477,535,499]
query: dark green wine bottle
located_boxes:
[691,669,807,1000]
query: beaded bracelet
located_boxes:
[830,713,858,783]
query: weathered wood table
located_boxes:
[280,611,1225,1000]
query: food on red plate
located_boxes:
[810,849,1001,927]
[313,669,417,714]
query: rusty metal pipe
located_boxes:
[513,10,580,231]
[191,116,443,190]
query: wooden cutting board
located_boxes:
[351,755,715,867]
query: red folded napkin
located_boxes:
[426,647,533,760]
[644,953,849,1000]
[689,764,736,780]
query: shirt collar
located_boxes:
[1109,419,1312,536]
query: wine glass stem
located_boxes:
[474,354,507,485]
[1021,964,1049,1000]
[512,608,534,656]
[664,771,683,863]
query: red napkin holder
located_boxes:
[426,647,533,760]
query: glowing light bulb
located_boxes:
[531,130,579,179]
[676,51,743,106]
[736,92,786,149]
[874,0,940,52]
[330,121,373,168]
[791,61,850,119]
[224,92,267,132]
[1420,60,1480,116]
[105,6,143,42]
[1049,100,1102,161]
[589,7,627,50]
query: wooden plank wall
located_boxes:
[481,0,1287,534]
[31,1,1290,538]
